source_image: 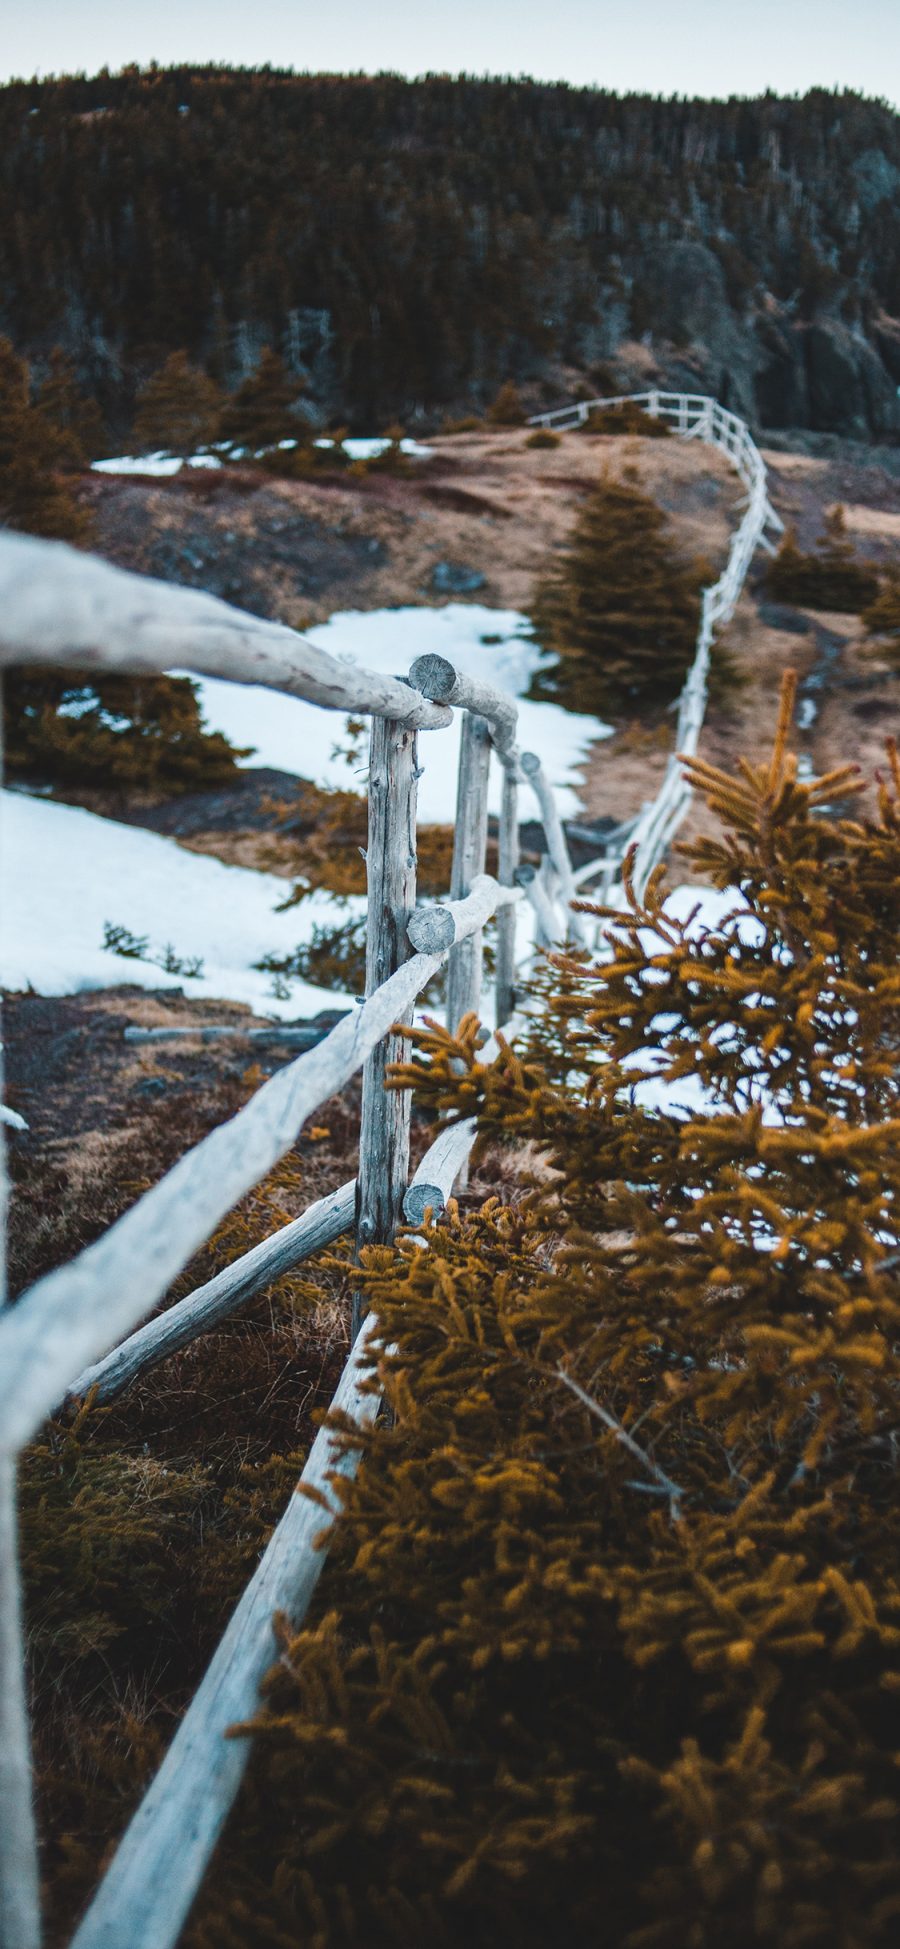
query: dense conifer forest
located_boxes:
[1,70,899,437]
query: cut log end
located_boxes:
[402,1182,446,1225]
[407,906,456,953]
[408,653,457,702]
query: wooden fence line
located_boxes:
[527,392,781,905]
[68,1312,385,1949]
[0,390,778,1949]
[0,1458,40,1949]
[64,1180,358,1408]
[408,653,519,763]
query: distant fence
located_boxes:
[0,391,779,1949]
[529,391,782,901]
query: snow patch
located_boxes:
[92,436,433,477]
[92,452,223,477]
[0,791,361,1020]
[313,436,433,460]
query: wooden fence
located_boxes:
[528,390,782,902]
[0,392,777,1949]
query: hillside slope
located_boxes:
[2,72,899,438]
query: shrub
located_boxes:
[364,423,411,473]
[269,778,466,903]
[486,380,526,426]
[529,474,706,713]
[525,428,560,449]
[220,349,309,452]
[0,336,91,541]
[35,348,108,466]
[256,917,369,996]
[579,399,671,437]
[4,668,252,792]
[863,569,900,652]
[189,681,900,1949]
[764,508,879,612]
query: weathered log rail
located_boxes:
[0,391,778,1949]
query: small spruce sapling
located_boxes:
[764,507,879,612]
[529,472,706,714]
[132,351,223,456]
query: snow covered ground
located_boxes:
[92,451,224,477]
[0,787,547,1031]
[187,603,612,823]
[0,790,363,1020]
[91,436,433,476]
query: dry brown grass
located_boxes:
[91,424,738,631]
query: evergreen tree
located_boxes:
[198,681,900,1949]
[3,667,252,792]
[1,340,249,792]
[764,507,880,611]
[529,474,706,713]
[0,338,90,541]
[582,399,671,437]
[132,350,223,456]
[863,568,900,651]
[35,348,107,467]
[220,349,308,452]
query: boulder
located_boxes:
[431,561,486,594]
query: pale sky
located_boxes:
[1,0,898,108]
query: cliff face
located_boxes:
[622,240,900,439]
[0,71,898,438]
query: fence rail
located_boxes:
[0,391,777,1949]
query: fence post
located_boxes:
[446,712,492,1034]
[0,672,41,1949]
[495,762,519,1029]
[0,1458,41,1949]
[519,751,586,946]
[353,712,418,1339]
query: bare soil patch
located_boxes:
[86,426,737,628]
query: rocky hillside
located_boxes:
[1,72,899,440]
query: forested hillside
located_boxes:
[1,70,899,438]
